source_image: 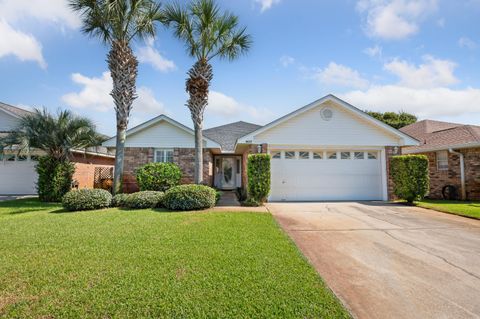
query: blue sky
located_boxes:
[0,0,479,136]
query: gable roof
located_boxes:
[237,94,419,146]
[204,121,261,152]
[400,120,480,153]
[0,102,32,119]
[102,114,222,149]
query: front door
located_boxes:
[221,157,236,189]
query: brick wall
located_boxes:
[122,147,213,193]
[71,153,115,189]
[413,148,480,200]
[386,146,402,200]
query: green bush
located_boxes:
[135,163,182,192]
[123,191,164,209]
[391,155,430,203]
[241,198,261,207]
[163,185,216,211]
[247,154,271,203]
[36,156,75,202]
[215,190,222,204]
[111,193,130,207]
[62,189,112,211]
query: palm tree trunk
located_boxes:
[186,59,213,184]
[108,40,138,194]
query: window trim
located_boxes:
[436,150,449,171]
[154,148,174,163]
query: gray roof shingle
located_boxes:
[203,121,262,152]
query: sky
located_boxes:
[0,0,479,136]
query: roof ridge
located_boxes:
[464,125,480,143]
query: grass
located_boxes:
[416,199,480,219]
[0,198,349,318]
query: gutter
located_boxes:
[403,142,480,154]
[449,148,466,200]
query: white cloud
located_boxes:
[62,71,166,114]
[384,55,458,88]
[313,62,370,89]
[458,37,477,50]
[0,0,80,68]
[341,86,480,119]
[255,0,281,12]
[279,55,295,67]
[207,91,274,123]
[0,20,46,68]
[364,45,383,58]
[357,0,438,40]
[137,39,176,72]
[436,18,445,28]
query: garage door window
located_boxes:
[17,155,27,162]
[313,152,323,159]
[299,151,310,159]
[341,152,351,160]
[285,151,295,159]
[5,154,15,162]
[368,152,378,159]
[327,152,337,159]
[271,152,281,159]
[354,152,364,160]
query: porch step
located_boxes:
[217,191,240,207]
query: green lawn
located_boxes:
[416,199,480,219]
[0,198,349,318]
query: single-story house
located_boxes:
[400,120,480,200]
[0,102,115,195]
[103,94,418,201]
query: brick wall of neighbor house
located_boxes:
[71,153,115,189]
[241,144,268,190]
[386,146,402,201]
[414,148,480,200]
[122,147,213,193]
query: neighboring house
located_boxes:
[0,102,115,195]
[400,120,480,200]
[103,94,418,201]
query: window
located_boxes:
[154,149,174,163]
[17,155,27,162]
[327,152,337,159]
[437,151,448,171]
[272,152,281,159]
[313,152,323,159]
[368,152,378,160]
[236,159,240,174]
[5,154,15,162]
[341,152,351,160]
[285,151,295,159]
[354,152,365,160]
[299,151,310,159]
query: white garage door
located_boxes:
[270,150,383,201]
[0,154,38,195]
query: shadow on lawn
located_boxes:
[0,198,62,215]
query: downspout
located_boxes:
[449,148,466,200]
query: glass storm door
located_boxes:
[221,158,236,189]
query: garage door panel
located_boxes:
[270,150,382,201]
[0,162,37,195]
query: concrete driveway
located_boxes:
[268,202,480,319]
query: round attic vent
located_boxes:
[320,107,333,121]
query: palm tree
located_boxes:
[160,0,252,184]
[0,108,102,160]
[70,0,162,194]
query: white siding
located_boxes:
[0,110,19,132]
[121,120,199,148]
[254,101,400,146]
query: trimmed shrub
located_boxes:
[111,193,130,207]
[247,154,271,204]
[62,189,112,211]
[391,155,430,203]
[215,190,222,204]
[36,156,75,202]
[241,198,261,207]
[163,185,216,211]
[135,163,182,192]
[124,191,164,209]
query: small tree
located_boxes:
[391,155,429,203]
[366,111,417,129]
[247,154,271,204]
[135,162,182,192]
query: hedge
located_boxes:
[135,162,182,192]
[123,191,164,209]
[163,184,216,211]
[111,193,130,207]
[36,156,75,202]
[391,155,429,203]
[62,189,112,211]
[247,154,271,203]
